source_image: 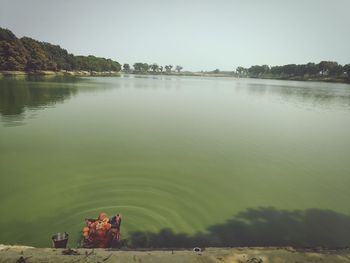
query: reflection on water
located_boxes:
[0,76,123,126]
[1,76,350,123]
[127,75,350,109]
[0,77,79,126]
[242,79,350,109]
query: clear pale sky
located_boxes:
[1,0,349,71]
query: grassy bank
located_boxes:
[126,71,350,83]
[1,245,350,263]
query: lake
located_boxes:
[0,75,350,247]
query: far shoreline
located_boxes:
[1,70,349,84]
[0,70,121,78]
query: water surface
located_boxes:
[0,75,350,247]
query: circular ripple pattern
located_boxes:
[44,165,215,246]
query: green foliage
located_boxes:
[175,65,183,72]
[344,64,350,77]
[164,65,173,73]
[123,63,130,72]
[150,63,159,72]
[0,28,29,70]
[0,39,28,71]
[236,66,248,76]
[0,27,121,72]
[237,61,349,80]
[41,42,71,70]
[0,28,16,41]
[305,63,319,75]
[72,55,121,72]
[318,61,338,75]
[21,37,49,71]
[248,65,269,77]
[133,62,149,72]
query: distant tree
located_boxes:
[0,28,28,70]
[261,65,270,74]
[305,62,319,76]
[236,66,248,76]
[133,63,142,72]
[142,63,149,72]
[0,28,16,41]
[159,66,163,73]
[41,42,71,70]
[175,65,183,72]
[329,64,343,77]
[0,40,28,70]
[295,64,307,76]
[133,62,149,73]
[150,63,159,72]
[123,63,130,72]
[165,65,173,73]
[110,60,121,71]
[21,37,49,71]
[248,65,269,77]
[344,64,350,78]
[281,64,298,76]
[270,66,282,75]
[318,61,338,75]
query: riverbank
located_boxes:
[127,71,350,83]
[252,74,350,83]
[1,245,350,263]
[2,70,349,84]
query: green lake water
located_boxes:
[0,75,350,247]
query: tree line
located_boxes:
[123,63,183,73]
[235,62,350,80]
[0,27,121,72]
[2,27,348,81]
[124,61,349,82]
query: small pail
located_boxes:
[52,232,69,248]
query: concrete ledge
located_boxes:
[1,246,350,263]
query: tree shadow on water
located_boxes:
[127,207,350,248]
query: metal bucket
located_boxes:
[52,232,69,248]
